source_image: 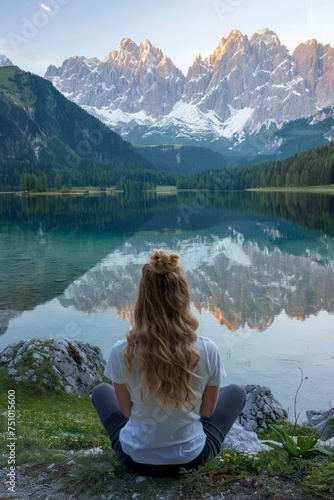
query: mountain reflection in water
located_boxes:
[59,232,334,333]
[0,191,334,417]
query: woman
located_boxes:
[92,249,246,475]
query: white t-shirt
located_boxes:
[104,336,226,465]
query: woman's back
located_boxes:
[92,249,246,475]
[105,335,226,464]
[123,249,200,410]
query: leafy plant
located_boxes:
[263,424,334,459]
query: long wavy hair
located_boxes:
[124,249,200,411]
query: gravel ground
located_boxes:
[0,462,318,500]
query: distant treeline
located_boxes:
[176,142,334,190]
[0,161,177,192]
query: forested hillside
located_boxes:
[137,145,232,174]
[177,142,334,190]
[0,66,160,191]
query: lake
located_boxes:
[1,190,334,420]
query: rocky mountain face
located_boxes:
[0,54,13,66]
[46,38,184,118]
[293,39,334,110]
[45,29,334,156]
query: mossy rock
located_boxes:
[0,338,105,394]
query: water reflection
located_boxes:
[1,191,334,334]
[58,230,334,332]
[1,191,334,415]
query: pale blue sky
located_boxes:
[0,0,332,76]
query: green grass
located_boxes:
[1,372,333,498]
[0,385,110,469]
[72,186,108,193]
[17,186,118,196]
[248,184,334,193]
[0,66,36,107]
[156,185,177,193]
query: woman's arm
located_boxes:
[113,383,132,418]
[200,384,220,417]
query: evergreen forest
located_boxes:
[176,142,334,190]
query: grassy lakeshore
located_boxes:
[1,370,333,499]
[155,185,177,194]
[7,185,178,197]
[12,187,117,197]
[1,184,334,197]
[247,185,334,194]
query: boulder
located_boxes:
[239,385,288,432]
[0,338,105,394]
[305,409,334,440]
[319,437,334,448]
[224,421,270,453]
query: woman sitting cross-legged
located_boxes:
[92,249,246,476]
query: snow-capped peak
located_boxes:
[228,29,245,40]
[250,28,281,45]
[118,37,138,52]
[44,28,334,155]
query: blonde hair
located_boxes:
[124,249,200,411]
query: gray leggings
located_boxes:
[92,382,246,476]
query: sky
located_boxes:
[0,0,333,77]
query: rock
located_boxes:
[244,420,258,432]
[239,385,288,432]
[305,409,334,440]
[76,447,103,456]
[136,476,147,483]
[224,421,270,453]
[319,437,334,448]
[0,338,105,394]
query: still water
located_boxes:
[1,191,334,419]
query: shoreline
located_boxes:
[247,185,334,194]
[1,184,334,196]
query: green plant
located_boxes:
[302,461,334,497]
[61,451,126,496]
[263,424,334,459]
[218,449,263,474]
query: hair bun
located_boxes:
[149,249,180,274]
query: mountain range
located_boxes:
[44,29,334,158]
